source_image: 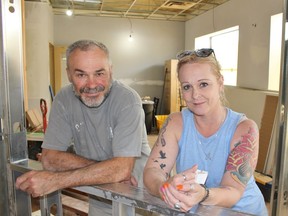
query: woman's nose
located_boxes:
[191,88,200,99]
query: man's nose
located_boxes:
[86,75,98,87]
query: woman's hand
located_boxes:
[160,165,207,212]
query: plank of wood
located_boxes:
[62,194,89,216]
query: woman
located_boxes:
[143,49,267,216]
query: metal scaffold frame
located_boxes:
[270,1,288,215]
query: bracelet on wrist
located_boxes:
[199,184,209,204]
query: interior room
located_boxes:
[1,0,287,215]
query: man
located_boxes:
[16,40,151,215]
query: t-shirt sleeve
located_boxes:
[111,98,145,158]
[41,94,73,151]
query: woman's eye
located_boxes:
[182,85,191,91]
[199,82,208,88]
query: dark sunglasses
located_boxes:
[176,48,215,60]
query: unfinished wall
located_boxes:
[53,15,185,102]
[25,2,54,112]
[185,0,283,90]
[184,0,283,155]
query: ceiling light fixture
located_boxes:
[128,18,134,41]
[66,0,74,16]
[66,7,73,16]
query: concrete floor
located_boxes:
[147,132,159,149]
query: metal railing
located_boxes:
[11,159,253,216]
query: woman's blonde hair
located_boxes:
[176,50,227,105]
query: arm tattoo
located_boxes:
[152,117,172,179]
[153,155,169,178]
[155,116,171,147]
[226,127,258,186]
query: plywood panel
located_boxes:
[162,59,183,114]
[256,95,278,173]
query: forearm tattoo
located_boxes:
[155,117,171,147]
[152,117,172,179]
[226,127,258,186]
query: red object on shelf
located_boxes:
[40,98,47,133]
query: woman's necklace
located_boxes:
[196,130,220,160]
[194,109,226,161]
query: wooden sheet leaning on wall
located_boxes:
[256,95,278,175]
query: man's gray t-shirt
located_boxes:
[42,80,151,186]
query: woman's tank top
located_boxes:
[176,108,268,216]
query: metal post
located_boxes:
[0,0,30,215]
[40,191,63,216]
[270,0,288,215]
[0,1,9,211]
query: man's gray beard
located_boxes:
[73,84,112,108]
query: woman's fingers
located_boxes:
[161,182,198,212]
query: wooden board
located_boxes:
[256,95,278,172]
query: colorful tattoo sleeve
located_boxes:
[226,126,258,186]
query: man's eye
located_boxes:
[96,72,104,77]
[77,74,86,78]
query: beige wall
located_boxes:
[25,0,284,125]
[184,0,283,127]
[25,2,185,111]
[25,2,54,112]
[225,86,278,127]
[185,0,283,90]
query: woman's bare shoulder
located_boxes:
[166,112,183,140]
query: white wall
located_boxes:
[25,0,284,126]
[53,15,185,101]
[25,2,54,112]
[184,0,283,127]
[185,0,283,90]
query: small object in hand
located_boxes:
[182,173,187,181]
[174,202,181,210]
[196,169,208,184]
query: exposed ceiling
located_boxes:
[29,0,230,22]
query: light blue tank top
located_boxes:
[176,108,268,216]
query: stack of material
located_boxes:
[254,171,273,202]
[26,108,43,132]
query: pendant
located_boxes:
[205,152,212,160]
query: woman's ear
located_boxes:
[219,75,224,88]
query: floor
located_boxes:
[147,130,159,148]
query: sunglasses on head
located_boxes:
[176,48,215,60]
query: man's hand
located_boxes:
[15,170,60,197]
[121,175,138,187]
